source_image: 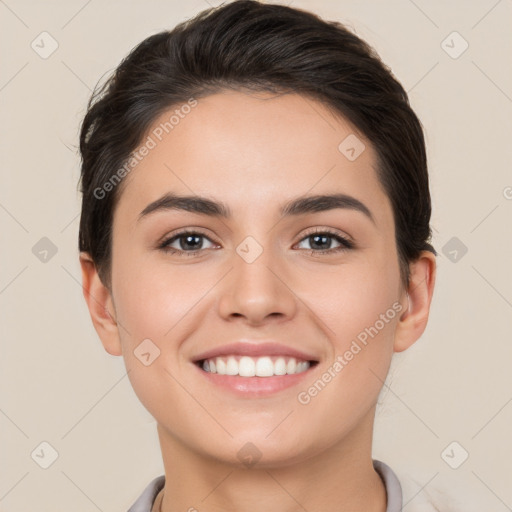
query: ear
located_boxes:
[393,251,437,353]
[79,252,122,356]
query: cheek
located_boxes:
[110,259,203,420]
[312,255,401,341]
[294,269,401,441]
[111,248,205,340]
[309,256,401,401]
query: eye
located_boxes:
[295,229,354,255]
[158,228,354,257]
[158,230,218,256]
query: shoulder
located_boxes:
[127,475,165,512]
[393,464,493,511]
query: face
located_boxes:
[107,90,407,467]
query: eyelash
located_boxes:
[158,228,355,257]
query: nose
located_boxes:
[217,240,298,326]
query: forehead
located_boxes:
[115,89,391,226]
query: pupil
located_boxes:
[181,234,202,250]
[311,234,330,250]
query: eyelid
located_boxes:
[158,227,352,244]
[294,227,355,254]
[157,226,356,255]
[157,226,217,245]
[298,226,354,245]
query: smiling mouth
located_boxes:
[195,355,319,378]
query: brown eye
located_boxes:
[296,230,354,255]
[159,230,217,255]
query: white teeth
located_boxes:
[239,356,256,377]
[255,356,274,377]
[216,358,226,375]
[226,357,239,375]
[274,357,287,375]
[202,355,311,377]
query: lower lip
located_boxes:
[194,363,317,397]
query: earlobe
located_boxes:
[393,251,437,353]
[79,252,123,356]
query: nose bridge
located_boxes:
[217,234,296,323]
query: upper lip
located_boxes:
[192,341,319,363]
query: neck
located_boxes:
[155,408,387,512]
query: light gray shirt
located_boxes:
[127,459,402,512]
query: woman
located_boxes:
[77,1,436,510]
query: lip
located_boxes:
[195,365,317,397]
[192,341,319,363]
[191,341,320,398]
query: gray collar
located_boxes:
[374,459,403,512]
[128,459,402,511]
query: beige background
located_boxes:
[1,0,511,510]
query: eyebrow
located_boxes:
[138,192,375,225]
